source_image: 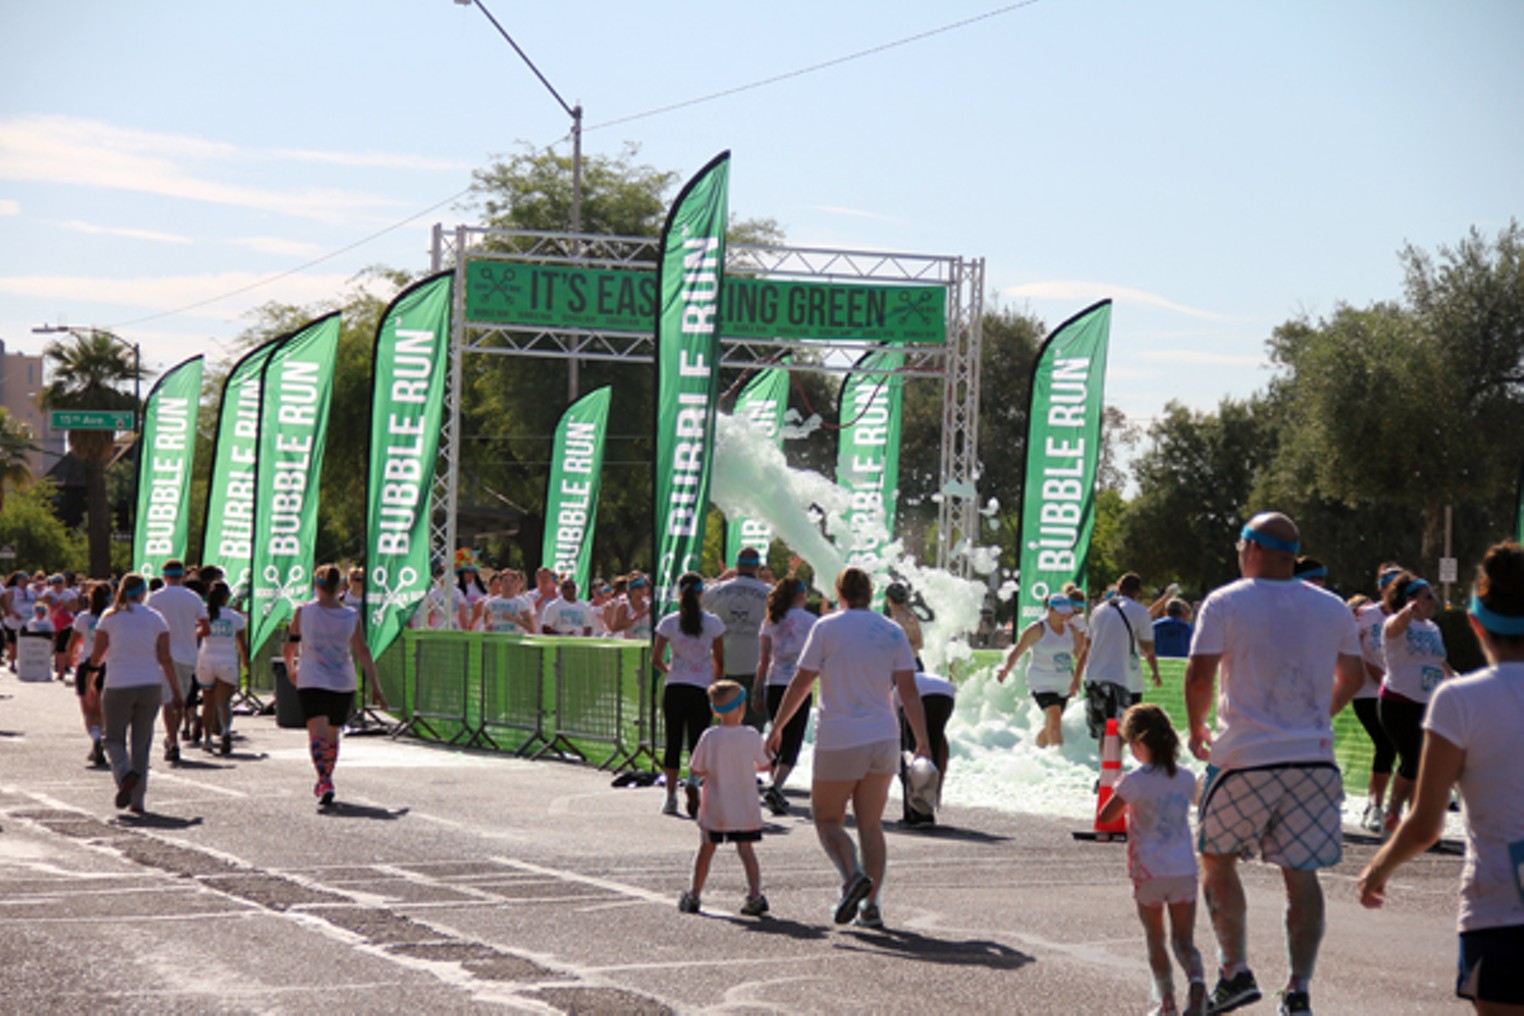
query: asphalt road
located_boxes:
[0,673,1465,1014]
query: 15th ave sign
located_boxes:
[465,261,946,345]
[49,409,136,431]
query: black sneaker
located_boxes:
[164,743,180,764]
[1277,989,1311,1015]
[1208,971,1261,1014]
[677,891,700,914]
[684,780,700,819]
[763,785,790,816]
[89,741,106,768]
[220,735,233,756]
[114,770,139,809]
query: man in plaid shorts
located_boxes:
[1185,513,1364,1016]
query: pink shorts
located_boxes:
[1133,874,1198,907]
[813,738,899,782]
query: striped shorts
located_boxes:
[1197,762,1344,871]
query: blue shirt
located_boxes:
[1152,617,1193,658]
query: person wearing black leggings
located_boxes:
[756,577,816,815]
[653,572,726,817]
[1378,570,1453,833]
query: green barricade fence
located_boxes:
[956,649,1376,797]
[399,630,476,744]
[475,635,549,755]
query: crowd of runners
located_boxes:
[4,513,1521,1015]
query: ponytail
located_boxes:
[678,572,704,638]
[208,580,230,622]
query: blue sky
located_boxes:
[2,0,1520,435]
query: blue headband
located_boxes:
[1046,596,1074,611]
[1402,578,1431,597]
[1240,524,1299,555]
[1470,596,1524,636]
[712,687,747,714]
[162,565,184,578]
[683,580,704,594]
[123,579,147,598]
[1377,569,1401,589]
[630,577,649,589]
[1297,566,1328,581]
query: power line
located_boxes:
[587,1,1042,132]
[106,186,474,330]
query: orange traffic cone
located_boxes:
[1072,717,1128,842]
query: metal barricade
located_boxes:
[396,631,476,744]
[609,642,661,772]
[237,628,284,713]
[474,635,548,754]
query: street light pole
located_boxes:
[453,0,584,400]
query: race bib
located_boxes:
[1054,653,1072,671]
[1421,666,1444,692]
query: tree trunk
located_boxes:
[1421,500,1445,576]
[86,458,111,578]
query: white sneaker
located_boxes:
[1362,803,1384,833]
[661,796,679,815]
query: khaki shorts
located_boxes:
[1133,874,1198,907]
[161,661,195,705]
[813,738,899,782]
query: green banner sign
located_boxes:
[249,313,340,653]
[132,356,203,578]
[837,349,905,581]
[542,386,610,595]
[202,336,285,596]
[654,152,729,613]
[364,272,453,659]
[1016,300,1112,626]
[465,262,945,344]
[724,365,790,565]
[49,409,135,431]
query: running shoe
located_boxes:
[316,778,335,807]
[740,893,770,917]
[220,735,233,757]
[853,902,884,929]
[1362,803,1384,834]
[114,770,139,809]
[163,742,180,764]
[1277,989,1312,1015]
[684,779,700,819]
[677,891,700,914]
[89,740,106,768]
[661,796,679,816]
[1207,970,1261,1013]
[1186,980,1208,1016]
[834,873,874,924]
[762,785,790,816]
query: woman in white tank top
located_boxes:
[283,564,382,809]
[998,593,1086,748]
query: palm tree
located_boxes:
[41,331,139,577]
[0,408,35,515]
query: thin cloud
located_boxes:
[0,270,374,321]
[272,148,471,171]
[230,236,326,258]
[0,115,428,225]
[1139,348,1269,368]
[811,204,896,223]
[0,198,18,215]
[60,220,192,244]
[1004,280,1229,321]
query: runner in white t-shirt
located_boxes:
[1185,513,1364,1016]
[768,566,930,930]
[145,560,207,763]
[1378,570,1453,834]
[540,579,595,636]
[195,580,249,756]
[1082,574,1159,739]
[1349,562,1403,832]
[654,572,726,817]
[755,577,816,814]
[69,582,112,767]
[1359,541,1524,1012]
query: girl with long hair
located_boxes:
[653,572,725,817]
[756,576,815,814]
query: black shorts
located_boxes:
[705,828,762,844]
[53,629,71,655]
[1032,691,1069,712]
[1458,924,1524,1004]
[298,688,355,726]
[2,626,15,647]
[74,663,105,696]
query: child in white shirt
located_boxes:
[679,680,772,918]
[1098,704,1206,1016]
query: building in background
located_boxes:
[0,338,63,479]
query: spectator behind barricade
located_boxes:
[602,576,629,635]
[703,547,771,728]
[454,549,487,630]
[883,582,926,671]
[1151,598,1194,658]
[530,566,558,629]
[145,559,207,764]
[615,573,653,640]
[588,579,614,636]
[541,578,595,637]
[478,570,536,634]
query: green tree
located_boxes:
[0,479,86,573]
[40,331,140,577]
[1122,397,1278,596]
[0,407,35,514]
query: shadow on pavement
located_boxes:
[117,812,204,830]
[837,927,1034,970]
[719,915,829,941]
[893,823,1011,845]
[169,759,232,771]
[319,801,410,821]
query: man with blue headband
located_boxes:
[1185,512,1365,1016]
